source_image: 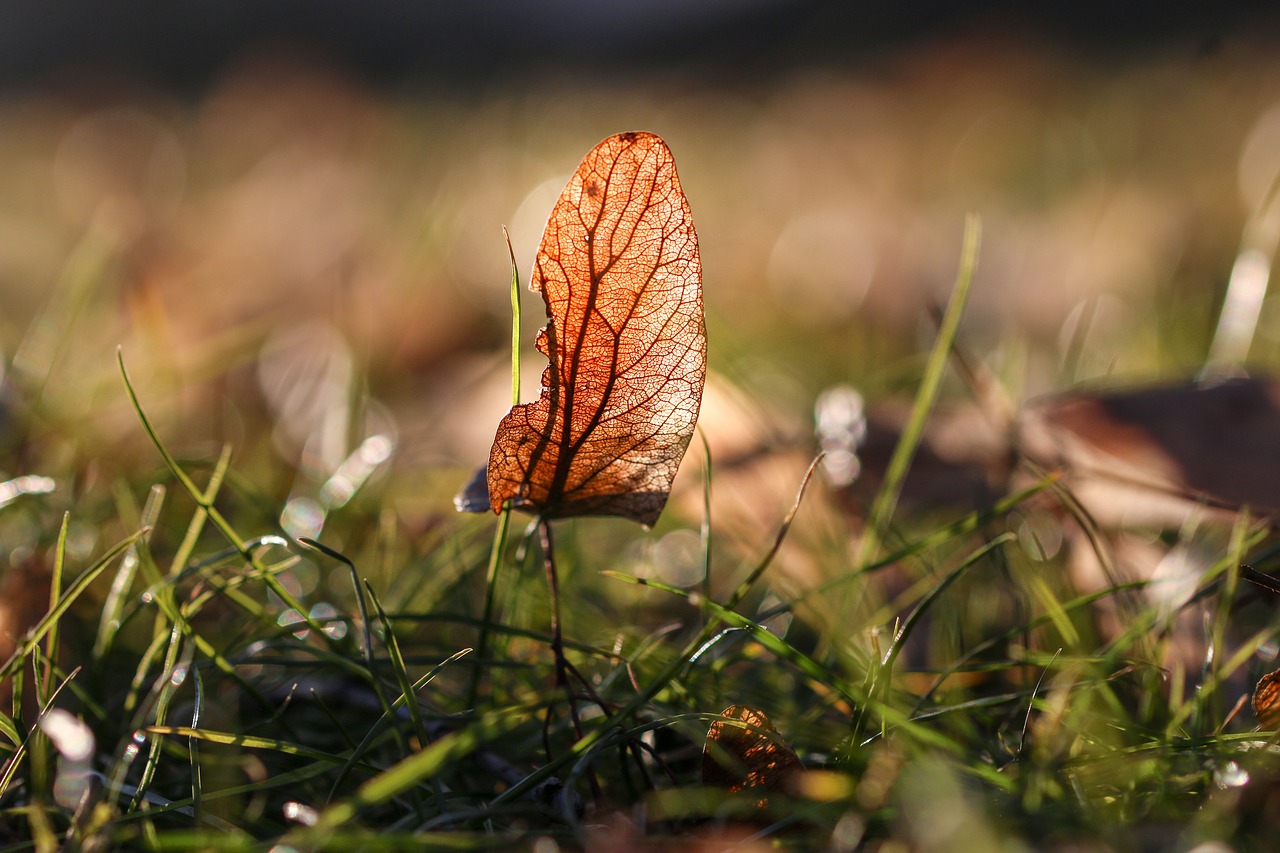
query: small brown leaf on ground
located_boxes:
[487,132,706,526]
[1255,670,1280,730]
[702,704,805,805]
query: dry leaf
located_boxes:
[1018,376,1280,525]
[486,131,706,526]
[701,704,805,804]
[1255,670,1280,730]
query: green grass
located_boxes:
[4,52,1280,848]
[2,239,1280,852]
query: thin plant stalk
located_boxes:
[857,213,981,568]
[698,430,713,606]
[467,229,522,710]
[539,518,602,802]
[40,513,69,710]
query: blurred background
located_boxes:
[7,8,1280,836]
[4,1,1280,547]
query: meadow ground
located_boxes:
[4,31,1280,851]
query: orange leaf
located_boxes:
[701,704,805,802]
[486,132,706,526]
[1255,669,1280,729]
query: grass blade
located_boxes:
[858,213,981,566]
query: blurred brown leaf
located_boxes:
[1255,670,1280,730]
[1018,376,1280,526]
[0,556,55,721]
[486,131,706,526]
[701,704,805,805]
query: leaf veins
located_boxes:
[486,131,706,526]
[702,704,806,806]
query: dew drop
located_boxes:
[38,709,94,762]
[310,602,348,640]
[1214,760,1249,789]
[280,496,325,540]
[282,801,319,826]
[278,609,308,640]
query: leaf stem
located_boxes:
[539,519,601,804]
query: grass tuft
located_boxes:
[1,216,1278,852]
